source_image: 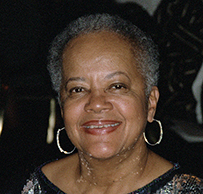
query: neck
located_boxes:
[76,142,150,187]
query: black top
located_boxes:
[22,162,203,193]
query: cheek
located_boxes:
[62,103,83,145]
[114,96,146,117]
[63,101,84,126]
[115,96,148,135]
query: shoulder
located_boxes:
[22,154,79,193]
[145,153,203,192]
[41,154,79,187]
[42,153,78,178]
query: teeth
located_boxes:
[84,122,120,129]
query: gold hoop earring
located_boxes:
[143,119,163,146]
[56,127,76,154]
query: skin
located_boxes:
[42,31,173,194]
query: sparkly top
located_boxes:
[22,162,203,194]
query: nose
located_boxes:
[84,91,113,113]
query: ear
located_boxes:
[147,86,159,123]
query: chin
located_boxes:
[83,145,122,160]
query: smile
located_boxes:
[81,120,121,135]
[83,122,120,129]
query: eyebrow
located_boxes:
[65,77,86,86]
[65,71,131,86]
[105,71,131,82]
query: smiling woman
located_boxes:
[60,30,151,161]
[22,14,203,193]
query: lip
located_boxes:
[81,120,121,135]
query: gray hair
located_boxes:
[47,13,159,99]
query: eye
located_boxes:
[107,83,129,93]
[68,87,87,97]
[112,83,127,90]
[70,87,84,93]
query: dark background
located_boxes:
[0,0,203,193]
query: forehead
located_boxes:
[62,31,141,75]
[67,30,132,47]
[63,31,135,58]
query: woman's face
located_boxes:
[61,31,159,159]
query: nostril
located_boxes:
[84,95,113,113]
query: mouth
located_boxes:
[81,120,121,135]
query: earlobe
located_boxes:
[147,86,159,122]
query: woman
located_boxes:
[22,14,203,193]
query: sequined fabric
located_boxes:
[22,173,43,194]
[130,174,203,194]
[155,174,203,194]
[22,163,203,194]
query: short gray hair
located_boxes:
[47,13,159,98]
